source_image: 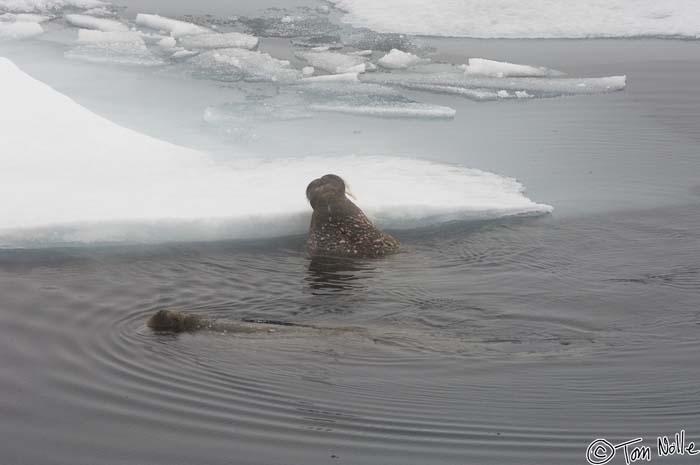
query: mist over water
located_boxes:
[1,1,700,464]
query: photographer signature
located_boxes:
[586,430,698,465]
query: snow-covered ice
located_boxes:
[377,48,427,69]
[328,0,700,39]
[189,48,301,82]
[64,13,127,32]
[0,57,552,246]
[135,13,210,38]
[178,31,258,50]
[296,50,368,74]
[461,58,564,78]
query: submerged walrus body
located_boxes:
[306,174,400,258]
[147,309,341,335]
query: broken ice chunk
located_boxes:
[178,31,259,50]
[189,48,302,82]
[296,50,368,74]
[64,14,128,32]
[377,48,428,69]
[66,29,164,66]
[461,58,564,78]
[135,13,210,37]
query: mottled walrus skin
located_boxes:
[306,174,400,258]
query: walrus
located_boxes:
[306,174,400,258]
[147,309,338,334]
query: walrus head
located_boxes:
[306,174,347,210]
[147,309,201,332]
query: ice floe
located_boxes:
[295,50,368,74]
[135,13,210,37]
[362,67,626,101]
[309,102,455,119]
[377,48,427,69]
[178,31,258,50]
[64,13,127,32]
[65,29,164,66]
[328,0,700,39]
[188,47,302,82]
[461,58,564,78]
[0,57,551,246]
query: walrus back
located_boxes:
[307,197,400,258]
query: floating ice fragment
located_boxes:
[296,50,367,74]
[171,49,197,59]
[461,58,564,78]
[0,20,42,39]
[64,13,127,32]
[135,13,210,37]
[309,102,455,119]
[157,36,176,48]
[301,72,359,82]
[178,31,258,50]
[66,29,164,66]
[362,71,626,100]
[302,65,314,76]
[0,12,49,22]
[189,47,302,82]
[377,48,427,69]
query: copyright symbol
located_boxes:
[586,439,615,465]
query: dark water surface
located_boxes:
[2,2,700,464]
[1,206,699,465]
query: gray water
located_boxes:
[1,3,700,465]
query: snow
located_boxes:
[296,50,368,74]
[0,0,106,13]
[377,49,427,69]
[64,13,127,32]
[0,57,552,246]
[461,58,564,78]
[178,31,259,51]
[135,13,210,38]
[0,19,42,38]
[328,0,700,39]
[189,48,301,82]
